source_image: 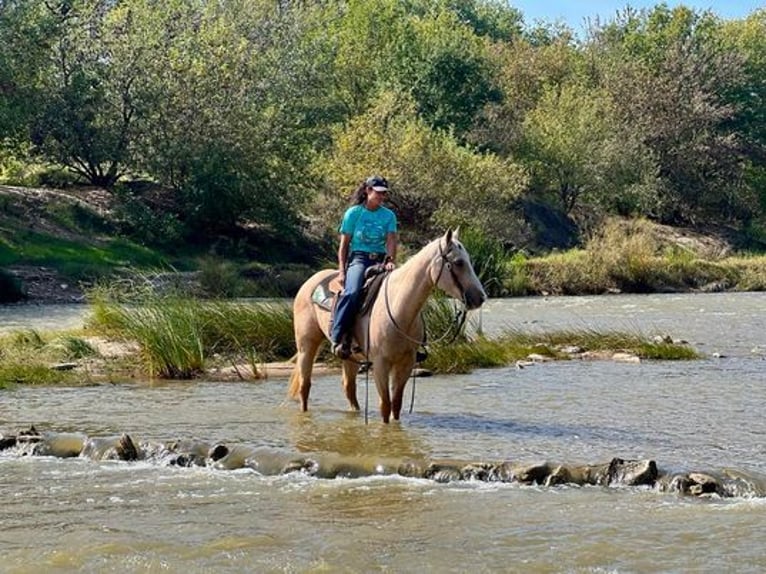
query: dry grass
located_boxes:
[513,217,765,295]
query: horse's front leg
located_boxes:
[341,360,360,411]
[373,362,392,423]
[390,355,417,421]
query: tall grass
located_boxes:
[88,293,295,379]
[507,217,766,295]
[459,228,509,297]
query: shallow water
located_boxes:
[1,293,765,573]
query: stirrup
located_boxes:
[416,348,429,363]
[332,343,350,360]
[358,361,372,373]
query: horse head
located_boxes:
[431,229,487,310]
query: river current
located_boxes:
[1,292,764,573]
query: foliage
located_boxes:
[504,252,532,296]
[315,90,529,247]
[588,6,754,224]
[522,83,618,214]
[0,1,764,260]
[0,329,97,387]
[197,259,244,299]
[504,217,766,295]
[457,227,510,296]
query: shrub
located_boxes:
[198,258,243,298]
[458,228,509,297]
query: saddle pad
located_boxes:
[310,269,387,315]
[311,272,340,312]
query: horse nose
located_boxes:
[465,287,487,310]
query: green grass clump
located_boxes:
[635,341,699,360]
[87,293,295,379]
[423,337,540,373]
[88,297,207,379]
[423,326,699,374]
[0,363,75,388]
[0,329,98,388]
[499,327,700,360]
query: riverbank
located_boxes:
[0,293,701,389]
[3,184,766,305]
[4,265,87,304]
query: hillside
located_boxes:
[0,185,176,303]
[0,184,751,304]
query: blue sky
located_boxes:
[512,1,763,31]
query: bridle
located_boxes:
[382,238,468,348]
[434,238,471,306]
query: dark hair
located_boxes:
[349,175,389,205]
[351,181,367,205]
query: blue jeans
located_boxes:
[330,252,384,345]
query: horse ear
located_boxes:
[453,226,460,241]
[444,228,453,245]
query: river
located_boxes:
[1,292,765,573]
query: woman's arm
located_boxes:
[385,232,398,269]
[338,233,351,283]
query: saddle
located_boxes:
[310,265,388,316]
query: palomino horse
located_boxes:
[288,229,487,423]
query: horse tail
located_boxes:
[287,365,301,400]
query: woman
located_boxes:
[330,175,398,358]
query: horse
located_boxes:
[287,229,487,423]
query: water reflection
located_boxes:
[287,411,429,460]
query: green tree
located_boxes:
[327,0,502,139]
[314,91,530,248]
[716,10,766,218]
[120,0,335,244]
[25,0,149,187]
[0,2,57,145]
[472,31,579,156]
[522,83,611,214]
[589,6,753,224]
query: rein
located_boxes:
[382,241,469,347]
[359,239,472,421]
[381,242,470,415]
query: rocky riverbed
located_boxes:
[6,265,87,304]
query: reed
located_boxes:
[87,294,295,379]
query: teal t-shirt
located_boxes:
[340,204,397,253]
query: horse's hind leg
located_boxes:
[288,332,323,412]
[341,361,360,411]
